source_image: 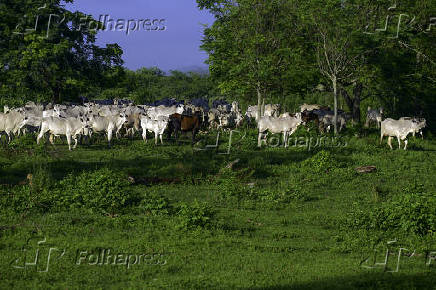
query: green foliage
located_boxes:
[302,150,337,173]
[139,188,173,216]
[0,0,123,103]
[345,183,436,239]
[176,200,215,230]
[53,168,133,215]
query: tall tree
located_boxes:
[0,0,123,104]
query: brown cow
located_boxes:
[168,113,202,144]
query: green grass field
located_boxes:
[1,128,435,289]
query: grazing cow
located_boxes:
[140,115,169,145]
[258,114,303,147]
[168,113,202,144]
[380,118,418,150]
[37,116,90,150]
[365,107,383,128]
[399,117,426,139]
[88,113,128,146]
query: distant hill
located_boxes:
[170,65,209,75]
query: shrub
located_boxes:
[302,150,337,173]
[53,168,134,215]
[176,200,215,230]
[345,184,436,237]
[214,167,248,200]
[139,188,173,216]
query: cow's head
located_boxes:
[176,104,184,115]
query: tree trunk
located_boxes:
[341,83,362,125]
[256,81,262,121]
[332,77,338,135]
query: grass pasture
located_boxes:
[0,128,436,289]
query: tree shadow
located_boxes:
[248,272,436,290]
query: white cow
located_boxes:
[380,118,418,150]
[365,107,383,128]
[88,113,128,146]
[146,105,184,120]
[0,111,27,142]
[399,117,426,139]
[140,115,169,145]
[258,113,303,147]
[37,116,89,150]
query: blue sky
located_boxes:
[65,0,215,72]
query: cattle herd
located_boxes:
[0,98,427,150]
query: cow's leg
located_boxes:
[160,133,163,145]
[107,130,113,147]
[380,133,384,144]
[142,130,147,143]
[49,134,55,145]
[387,136,393,149]
[397,136,401,149]
[258,132,265,147]
[283,131,288,148]
[37,130,45,145]
[73,135,78,149]
[154,131,158,145]
[404,139,408,150]
[66,134,72,151]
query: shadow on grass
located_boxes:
[250,272,436,289]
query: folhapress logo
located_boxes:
[10,237,66,272]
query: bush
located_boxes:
[214,167,249,200]
[176,200,215,230]
[345,184,436,237]
[53,168,134,215]
[302,150,337,173]
[139,188,173,216]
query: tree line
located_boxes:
[197,0,435,131]
[1,0,435,129]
